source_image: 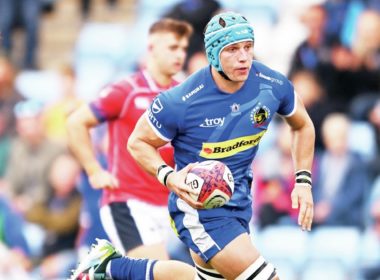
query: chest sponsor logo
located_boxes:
[200,131,266,159]
[250,105,270,127]
[182,84,204,101]
[200,117,225,128]
[152,98,163,114]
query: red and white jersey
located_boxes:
[90,70,178,206]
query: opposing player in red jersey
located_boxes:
[66,18,193,260]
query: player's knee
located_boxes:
[194,264,224,280]
[236,256,278,280]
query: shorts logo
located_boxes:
[152,98,163,114]
[250,105,270,127]
[200,131,266,159]
[200,117,225,128]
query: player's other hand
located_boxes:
[89,169,119,189]
[291,183,313,231]
[166,163,203,209]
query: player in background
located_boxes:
[70,11,314,280]
[66,18,193,260]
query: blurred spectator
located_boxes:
[368,100,380,178]
[313,113,369,229]
[23,153,82,279]
[186,51,208,76]
[3,99,65,207]
[291,70,334,150]
[80,0,118,19]
[0,0,41,69]
[253,122,298,228]
[0,197,32,279]
[163,0,220,70]
[0,56,24,177]
[328,9,380,110]
[288,5,332,82]
[43,64,83,143]
[0,56,24,136]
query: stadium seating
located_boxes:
[301,261,347,280]
[74,23,135,100]
[256,225,309,273]
[349,121,378,162]
[15,70,61,104]
[308,226,361,270]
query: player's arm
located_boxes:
[283,95,315,231]
[66,104,118,189]
[128,115,202,208]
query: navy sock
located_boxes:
[110,257,157,280]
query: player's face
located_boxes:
[220,41,254,82]
[151,32,188,76]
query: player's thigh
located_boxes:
[193,233,260,280]
[128,243,168,260]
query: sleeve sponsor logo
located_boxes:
[182,84,204,101]
[200,131,266,159]
[152,98,163,114]
[256,72,283,85]
[147,109,162,128]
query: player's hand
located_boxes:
[89,169,119,189]
[166,163,203,209]
[291,183,313,231]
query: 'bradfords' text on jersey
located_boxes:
[200,131,266,159]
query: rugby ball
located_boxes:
[186,160,234,209]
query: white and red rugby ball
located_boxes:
[186,160,234,209]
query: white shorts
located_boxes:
[100,199,172,254]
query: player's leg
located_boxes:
[170,200,278,280]
[100,200,169,260]
[203,233,278,280]
[70,238,196,280]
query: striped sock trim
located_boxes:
[236,256,276,280]
[195,264,224,280]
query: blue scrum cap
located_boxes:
[204,11,254,71]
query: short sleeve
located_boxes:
[89,84,129,122]
[145,93,179,141]
[277,80,296,117]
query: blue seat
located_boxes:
[15,70,61,104]
[348,121,377,162]
[359,230,380,268]
[309,226,361,270]
[256,225,309,272]
[301,261,347,280]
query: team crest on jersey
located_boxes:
[250,105,270,127]
[230,103,241,116]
